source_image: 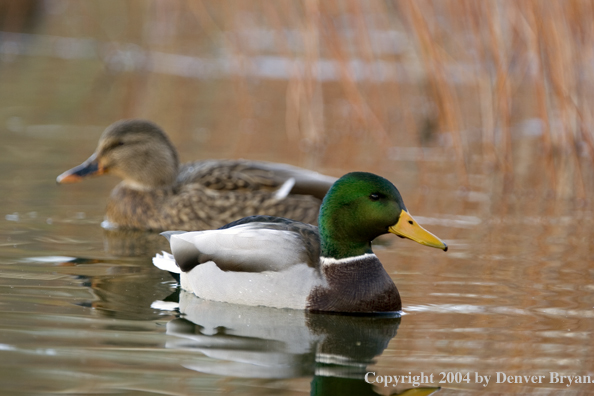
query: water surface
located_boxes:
[1,126,593,395]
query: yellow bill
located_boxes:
[389,209,448,251]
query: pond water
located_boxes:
[2,3,594,394]
[2,123,593,396]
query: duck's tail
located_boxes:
[153,251,181,274]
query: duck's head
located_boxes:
[57,120,180,190]
[318,172,447,259]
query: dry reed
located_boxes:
[1,0,594,196]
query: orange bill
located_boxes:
[56,153,106,184]
[389,209,448,251]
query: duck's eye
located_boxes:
[408,220,413,225]
[369,193,380,201]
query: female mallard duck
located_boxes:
[153,172,447,313]
[57,119,336,231]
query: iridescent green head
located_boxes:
[318,172,447,259]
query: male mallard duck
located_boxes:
[153,172,447,313]
[57,119,336,231]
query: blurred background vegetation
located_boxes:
[1,0,593,198]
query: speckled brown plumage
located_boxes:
[57,119,336,231]
[106,180,323,231]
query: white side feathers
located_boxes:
[153,251,181,274]
[183,261,322,309]
[274,177,296,200]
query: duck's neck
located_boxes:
[107,183,174,230]
[319,224,373,259]
[120,163,178,190]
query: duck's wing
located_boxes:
[166,219,321,274]
[245,161,337,200]
[160,183,323,230]
[177,160,336,200]
[221,215,321,265]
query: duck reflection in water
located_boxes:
[158,292,440,396]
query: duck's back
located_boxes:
[177,159,335,199]
[163,183,322,230]
[105,160,335,231]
